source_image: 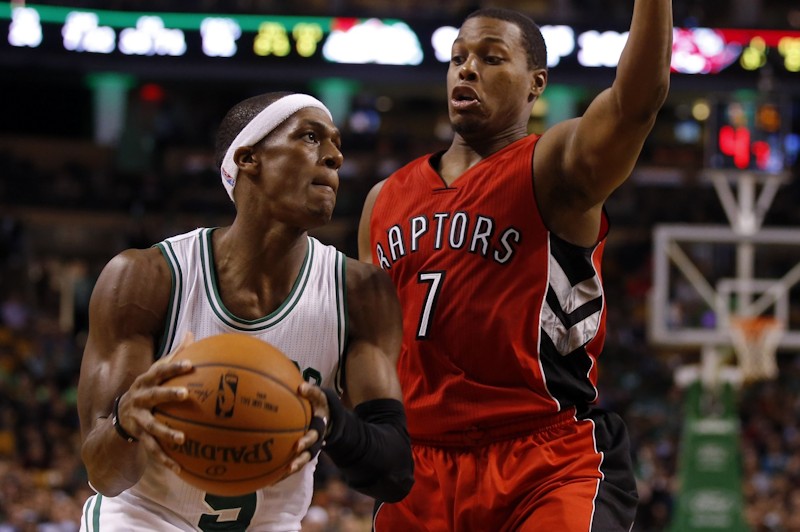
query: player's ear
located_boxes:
[530,69,547,99]
[233,146,257,174]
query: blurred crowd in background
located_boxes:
[1,100,799,531]
[1,0,800,531]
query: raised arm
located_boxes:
[535,0,673,245]
[314,258,413,502]
[77,247,192,496]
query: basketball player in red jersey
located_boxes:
[359,3,672,531]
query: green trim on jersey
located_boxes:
[85,493,102,531]
[154,240,183,358]
[200,229,314,331]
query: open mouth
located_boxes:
[451,97,479,110]
[451,87,479,109]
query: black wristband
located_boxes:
[112,395,138,443]
[321,388,414,502]
[322,388,346,445]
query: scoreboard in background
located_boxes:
[1,2,430,83]
[708,97,799,174]
[3,2,800,84]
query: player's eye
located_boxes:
[304,131,318,143]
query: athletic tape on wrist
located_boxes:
[220,94,332,203]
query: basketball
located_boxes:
[152,333,311,496]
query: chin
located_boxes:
[452,118,483,137]
[309,207,335,226]
[305,196,335,215]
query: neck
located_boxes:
[215,221,307,287]
[210,223,309,319]
[439,126,529,185]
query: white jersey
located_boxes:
[82,228,347,532]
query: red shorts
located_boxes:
[374,408,637,532]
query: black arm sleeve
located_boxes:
[322,388,414,503]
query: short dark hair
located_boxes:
[213,91,294,170]
[464,8,547,71]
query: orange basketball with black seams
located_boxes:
[153,333,311,496]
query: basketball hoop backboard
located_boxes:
[649,223,800,350]
[649,164,800,357]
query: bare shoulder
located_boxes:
[90,246,172,337]
[357,179,389,262]
[359,179,388,227]
[365,178,387,204]
[104,246,170,274]
[345,257,395,298]
[97,247,171,296]
[344,257,401,341]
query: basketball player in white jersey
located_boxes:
[77,92,414,531]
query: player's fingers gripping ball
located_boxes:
[152,333,312,496]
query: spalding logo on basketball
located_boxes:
[153,334,311,496]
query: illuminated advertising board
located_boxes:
[3,2,800,84]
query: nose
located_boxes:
[322,143,343,170]
[459,55,478,81]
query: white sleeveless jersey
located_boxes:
[82,228,347,532]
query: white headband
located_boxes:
[220,94,332,202]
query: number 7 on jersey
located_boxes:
[416,271,445,339]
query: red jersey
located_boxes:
[369,135,609,439]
